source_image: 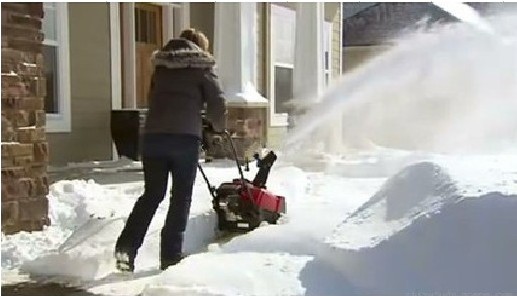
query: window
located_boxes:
[274,64,294,114]
[42,41,58,114]
[135,6,159,44]
[42,3,71,132]
[324,21,332,86]
[270,4,296,126]
[42,3,58,114]
[269,5,332,126]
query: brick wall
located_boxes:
[226,107,266,159]
[206,107,266,163]
[1,3,50,235]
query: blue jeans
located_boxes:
[116,134,199,264]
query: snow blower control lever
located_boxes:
[199,119,286,231]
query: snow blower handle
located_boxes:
[197,163,216,198]
[202,118,249,194]
[222,130,246,182]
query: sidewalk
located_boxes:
[2,282,98,296]
[48,158,144,185]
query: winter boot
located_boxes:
[160,253,187,271]
[160,231,185,270]
[115,251,135,272]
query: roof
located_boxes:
[342,2,498,46]
[342,3,378,19]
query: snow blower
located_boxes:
[199,120,286,231]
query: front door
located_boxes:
[135,3,162,108]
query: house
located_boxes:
[1,2,343,233]
[40,2,343,166]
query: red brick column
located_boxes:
[1,3,50,234]
[205,107,266,163]
[227,107,266,158]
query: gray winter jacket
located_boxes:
[144,39,226,138]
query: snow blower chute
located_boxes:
[198,121,286,231]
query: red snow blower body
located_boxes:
[199,121,286,231]
[212,153,287,231]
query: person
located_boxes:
[115,28,226,272]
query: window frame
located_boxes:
[43,2,71,133]
[273,62,294,116]
[268,4,333,126]
[268,4,295,127]
[324,21,332,86]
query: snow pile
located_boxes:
[1,180,136,271]
[87,163,384,296]
[134,170,385,296]
[323,148,430,178]
[143,253,312,296]
[3,154,517,295]
[325,155,517,294]
[2,180,142,280]
[2,162,257,282]
[219,170,384,255]
[437,154,517,197]
[327,161,458,250]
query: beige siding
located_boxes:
[256,3,267,95]
[331,5,342,79]
[266,126,288,149]
[46,3,112,165]
[256,3,270,143]
[190,3,215,54]
[190,3,264,93]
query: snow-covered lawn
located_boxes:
[2,153,517,295]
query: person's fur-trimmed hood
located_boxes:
[151,39,215,69]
